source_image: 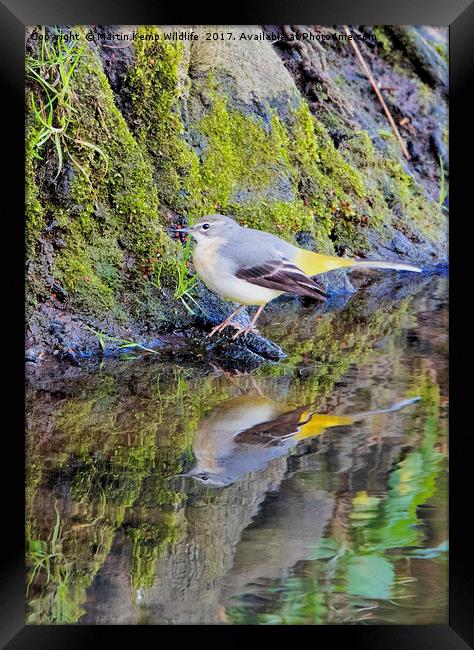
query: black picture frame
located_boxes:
[2,0,472,646]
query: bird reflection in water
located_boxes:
[181,387,420,487]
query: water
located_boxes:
[25,275,448,625]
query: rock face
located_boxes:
[25,25,448,360]
[189,26,301,105]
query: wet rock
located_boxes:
[60,349,81,367]
[207,328,287,365]
[51,282,68,302]
[318,268,356,296]
[389,230,414,256]
[53,160,75,204]
[387,26,448,94]
[49,320,66,344]
[367,224,446,268]
[25,350,38,364]
[185,283,286,365]
[93,25,137,96]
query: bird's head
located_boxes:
[171,214,240,243]
[177,466,233,488]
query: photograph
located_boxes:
[24,23,450,626]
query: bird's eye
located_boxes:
[202,223,210,230]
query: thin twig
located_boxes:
[343,25,410,161]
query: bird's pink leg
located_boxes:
[208,305,245,337]
[232,305,265,339]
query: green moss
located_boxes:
[372,27,394,56]
[232,199,312,232]
[337,128,444,243]
[128,54,304,231]
[433,42,448,63]
[194,92,373,248]
[25,108,49,313]
[291,102,366,201]
[182,77,443,254]
[125,54,334,247]
[197,96,292,210]
[54,234,119,311]
[287,102,373,247]
[25,116,45,249]
[127,28,204,216]
[26,28,177,322]
[338,130,392,223]
[385,158,443,236]
[127,515,178,589]
[181,80,372,251]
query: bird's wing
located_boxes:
[235,258,328,300]
[234,406,312,446]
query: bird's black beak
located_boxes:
[167,227,190,234]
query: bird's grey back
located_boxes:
[220,224,298,269]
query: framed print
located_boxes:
[1,0,472,646]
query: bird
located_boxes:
[173,214,422,338]
[180,392,420,487]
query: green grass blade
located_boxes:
[54,133,63,178]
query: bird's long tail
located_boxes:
[350,259,422,273]
[295,249,422,276]
[293,397,420,441]
[349,396,421,420]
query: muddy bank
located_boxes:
[25,26,448,363]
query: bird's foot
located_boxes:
[231,324,260,340]
[208,319,244,338]
[208,322,227,337]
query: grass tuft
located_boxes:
[172,238,200,311]
[156,236,205,316]
[26,27,108,182]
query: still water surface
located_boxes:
[26,275,448,624]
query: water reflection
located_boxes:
[25,276,448,625]
[184,392,420,486]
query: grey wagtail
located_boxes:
[182,393,420,486]
[172,214,422,338]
